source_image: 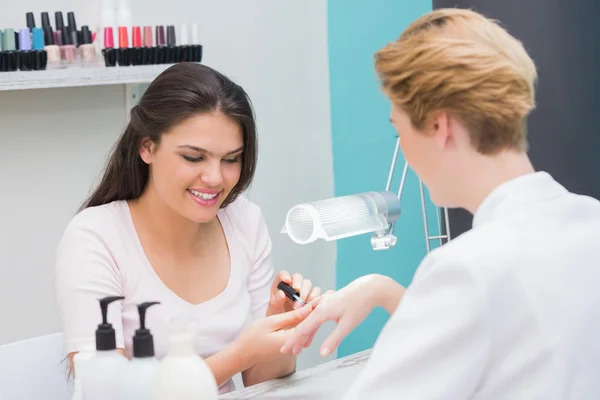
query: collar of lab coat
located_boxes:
[472,171,567,228]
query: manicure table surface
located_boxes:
[219,349,371,399]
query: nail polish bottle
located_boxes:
[117,26,131,66]
[166,25,178,64]
[55,12,65,48]
[131,26,143,66]
[190,23,202,63]
[142,26,153,65]
[2,29,18,71]
[31,27,48,70]
[178,24,190,63]
[155,25,166,64]
[102,27,117,67]
[43,26,61,68]
[67,12,79,47]
[26,12,36,31]
[60,26,77,64]
[80,26,98,66]
[41,12,51,28]
[0,30,5,72]
[18,28,33,71]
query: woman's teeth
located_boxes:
[189,190,218,200]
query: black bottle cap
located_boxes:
[67,12,77,33]
[55,12,65,31]
[103,48,117,67]
[43,26,55,46]
[133,302,160,358]
[166,25,176,46]
[95,296,125,351]
[41,12,51,28]
[26,12,36,30]
[61,27,73,46]
[81,26,92,45]
[32,49,48,70]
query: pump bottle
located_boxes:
[83,296,129,400]
[119,302,161,399]
[152,318,218,400]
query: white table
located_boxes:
[219,350,371,399]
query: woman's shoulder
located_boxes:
[60,200,130,242]
[222,194,264,225]
[220,194,270,244]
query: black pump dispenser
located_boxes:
[133,302,160,358]
[96,296,125,351]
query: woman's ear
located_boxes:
[433,111,452,150]
[139,138,155,165]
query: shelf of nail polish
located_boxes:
[0,63,180,91]
[1,10,203,73]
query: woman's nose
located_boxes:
[202,161,224,187]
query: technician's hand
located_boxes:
[238,304,313,366]
[280,274,405,358]
[266,271,322,316]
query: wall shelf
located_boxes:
[0,64,175,92]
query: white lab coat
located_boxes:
[343,171,600,399]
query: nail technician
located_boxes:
[55,63,321,394]
[281,8,600,399]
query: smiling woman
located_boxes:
[54,63,322,395]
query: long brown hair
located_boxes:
[81,62,257,210]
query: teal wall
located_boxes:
[327,0,436,357]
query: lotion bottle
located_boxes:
[152,318,218,400]
[119,302,161,400]
[84,296,128,400]
[71,343,95,400]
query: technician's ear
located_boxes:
[433,111,452,150]
[139,138,155,165]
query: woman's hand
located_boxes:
[236,304,313,369]
[280,274,405,358]
[266,271,322,316]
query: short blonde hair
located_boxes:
[375,8,537,154]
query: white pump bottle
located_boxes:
[83,296,129,400]
[152,318,218,400]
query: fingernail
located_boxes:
[321,348,330,357]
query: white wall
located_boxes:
[0,0,336,371]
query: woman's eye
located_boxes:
[183,155,204,162]
[223,157,241,164]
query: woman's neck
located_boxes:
[461,150,535,214]
[128,186,216,255]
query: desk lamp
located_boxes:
[281,137,452,252]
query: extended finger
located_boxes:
[309,290,335,307]
[280,306,330,354]
[270,304,312,331]
[319,317,354,358]
[305,329,318,349]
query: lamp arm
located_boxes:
[371,137,451,252]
